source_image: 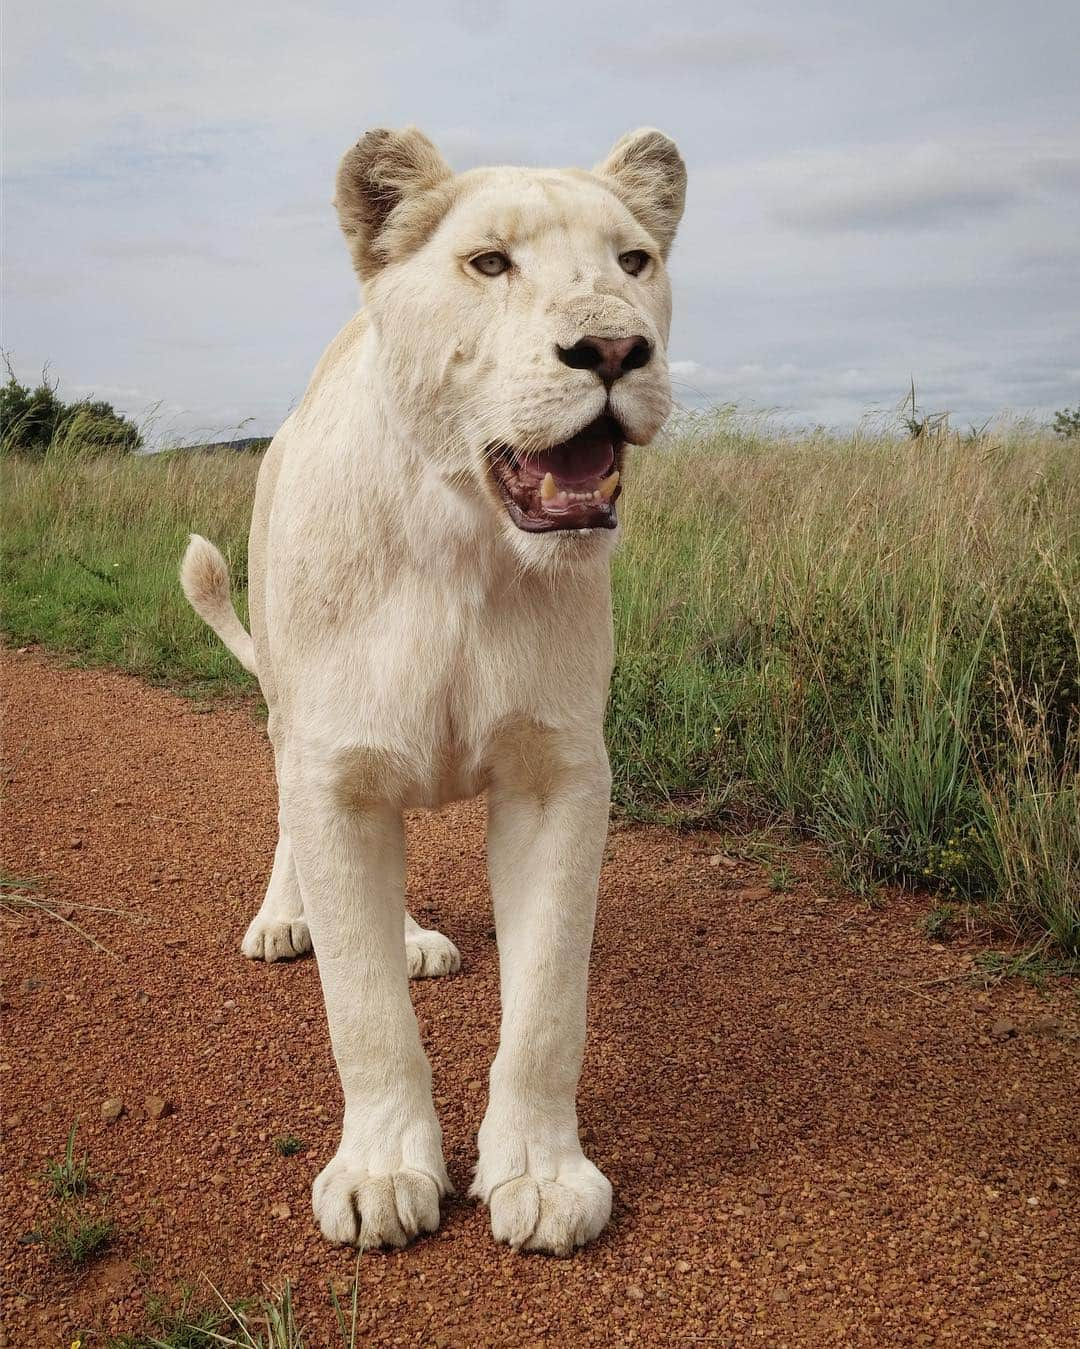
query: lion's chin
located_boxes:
[487,415,624,534]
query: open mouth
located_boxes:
[488,415,624,533]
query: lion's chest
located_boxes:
[288,568,612,808]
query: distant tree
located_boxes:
[0,362,142,458]
[1051,405,1080,440]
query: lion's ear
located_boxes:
[594,128,687,259]
[335,127,454,280]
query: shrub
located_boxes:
[1052,405,1080,440]
[0,365,142,458]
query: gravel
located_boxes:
[1,649,1078,1347]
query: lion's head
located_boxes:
[334,126,686,560]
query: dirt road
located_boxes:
[1,651,1077,1346]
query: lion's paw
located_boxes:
[313,1156,448,1249]
[241,915,311,962]
[405,925,461,979]
[472,1150,612,1255]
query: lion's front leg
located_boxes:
[471,737,613,1255]
[282,752,451,1249]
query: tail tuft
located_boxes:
[180,534,258,676]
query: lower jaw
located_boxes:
[501,494,619,533]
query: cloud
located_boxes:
[4,0,1079,437]
[434,128,547,172]
[666,346,1080,429]
[596,29,792,72]
[89,239,254,267]
[767,142,1045,234]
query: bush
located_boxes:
[1052,405,1080,440]
[0,366,142,458]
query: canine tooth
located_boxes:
[541,472,557,502]
[598,470,620,500]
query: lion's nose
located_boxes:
[556,335,653,387]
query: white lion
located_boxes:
[181,126,686,1255]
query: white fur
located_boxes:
[181,127,685,1255]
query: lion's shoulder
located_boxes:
[298,310,369,415]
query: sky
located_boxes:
[4,0,1079,441]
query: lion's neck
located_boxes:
[297,318,614,598]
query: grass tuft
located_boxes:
[42,1202,114,1267]
[973,948,1080,988]
[920,904,959,942]
[42,1122,93,1200]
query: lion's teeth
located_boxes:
[541,472,557,502]
[598,470,620,500]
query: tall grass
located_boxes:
[1,450,255,687]
[2,415,1077,953]
[612,413,1078,953]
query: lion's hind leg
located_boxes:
[404,913,461,978]
[242,827,312,962]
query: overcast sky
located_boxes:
[4,0,1079,440]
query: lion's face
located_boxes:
[335,129,686,562]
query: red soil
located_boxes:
[1,650,1077,1347]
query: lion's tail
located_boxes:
[180,534,258,676]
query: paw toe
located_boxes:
[241,916,311,962]
[487,1165,611,1255]
[313,1162,444,1249]
[405,929,461,979]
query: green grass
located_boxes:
[973,948,1080,988]
[104,1264,363,1348]
[106,1284,302,1349]
[35,1121,116,1268]
[2,412,1077,955]
[1,449,255,687]
[42,1122,92,1200]
[272,1134,307,1157]
[920,903,959,941]
[42,1202,115,1266]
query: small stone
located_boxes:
[772,1288,790,1303]
[270,1202,292,1220]
[223,999,237,1010]
[70,838,83,850]
[1030,1015,1061,1035]
[701,852,738,874]
[144,1095,173,1120]
[101,1097,124,1123]
[990,1018,1016,1041]
[675,1260,691,1274]
[20,979,44,994]
[626,1285,644,1301]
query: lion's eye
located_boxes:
[618,250,650,277]
[471,251,511,277]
